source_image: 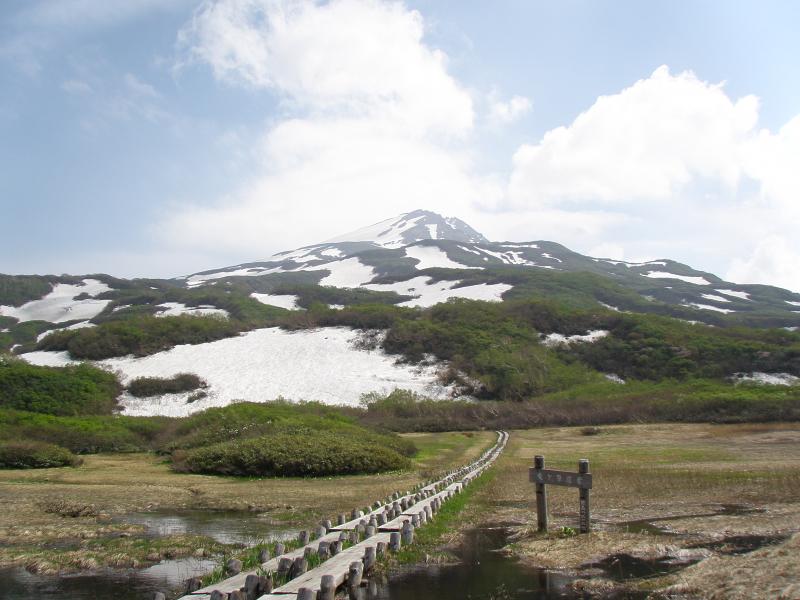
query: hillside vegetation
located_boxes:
[0,400,414,476]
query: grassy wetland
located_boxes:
[442,423,800,599]
[0,430,494,575]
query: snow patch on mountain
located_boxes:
[155,303,229,318]
[307,257,376,287]
[405,246,478,270]
[716,289,751,300]
[187,266,284,287]
[477,247,537,266]
[541,253,562,263]
[250,293,302,310]
[731,372,799,386]
[365,276,511,308]
[325,214,425,248]
[0,279,112,324]
[700,294,731,303]
[541,330,609,347]
[682,302,735,314]
[786,300,800,307]
[100,327,451,416]
[644,272,711,285]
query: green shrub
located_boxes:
[173,430,409,477]
[159,401,415,458]
[128,373,206,397]
[0,440,81,469]
[0,358,121,415]
[0,409,170,454]
[37,314,241,360]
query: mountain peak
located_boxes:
[324,209,488,248]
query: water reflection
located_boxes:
[118,509,298,546]
[0,558,216,600]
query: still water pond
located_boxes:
[0,557,215,600]
[116,508,299,546]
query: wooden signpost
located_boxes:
[529,455,592,533]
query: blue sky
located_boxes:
[1,0,799,291]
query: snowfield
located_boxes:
[405,245,478,270]
[155,302,229,318]
[324,214,424,248]
[643,271,711,285]
[716,289,751,300]
[365,276,512,308]
[308,257,376,287]
[700,294,731,303]
[250,293,302,310]
[186,266,284,287]
[682,302,736,314]
[731,372,799,386]
[0,279,112,324]
[24,327,453,417]
[541,330,609,347]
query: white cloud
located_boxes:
[161,0,485,254]
[508,66,758,207]
[178,0,473,136]
[502,65,800,292]
[488,94,531,125]
[164,4,800,294]
[727,236,800,292]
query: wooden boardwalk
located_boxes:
[179,430,508,600]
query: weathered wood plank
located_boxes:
[268,533,392,595]
[529,468,592,489]
[189,532,343,595]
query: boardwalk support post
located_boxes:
[534,455,548,532]
[579,459,591,533]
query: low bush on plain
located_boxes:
[127,373,206,397]
[173,430,409,477]
[0,440,81,469]
[0,357,121,415]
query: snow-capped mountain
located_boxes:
[177,209,800,330]
[324,209,488,248]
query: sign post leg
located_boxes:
[534,455,548,532]
[578,459,590,533]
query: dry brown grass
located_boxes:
[0,431,494,567]
[460,423,800,598]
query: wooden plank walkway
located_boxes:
[177,431,508,600]
[272,533,392,595]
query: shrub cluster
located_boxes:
[127,373,206,398]
[0,358,121,415]
[0,440,81,469]
[0,409,169,454]
[173,431,409,477]
[37,314,240,360]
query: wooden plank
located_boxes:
[268,533,392,595]
[529,468,592,489]
[180,432,508,600]
[188,532,343,595]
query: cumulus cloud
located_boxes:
[161,0,488,254]
[727,236,800,292]
[177,0,473,136]
[163,4,800,292]
[508,66,758,207]
[503,65,800,291]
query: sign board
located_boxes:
[529,468,592,489]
